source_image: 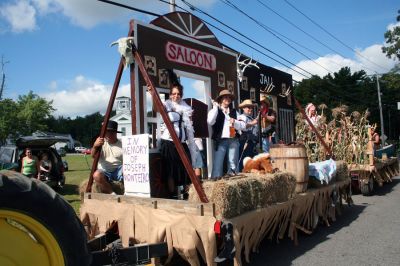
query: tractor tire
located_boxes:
[360,174,374,196]
[0,170,91,266]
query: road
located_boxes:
[238,176,400,266]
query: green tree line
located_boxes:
[0,90,104,147]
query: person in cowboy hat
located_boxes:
[260,94,276,153]
[91,120,124,194]
[207,89,246,179]
[237,99,259,172]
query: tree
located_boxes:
[16,91,55,136]
[382,10,400,61]
[0,99,18,144]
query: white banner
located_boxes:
[122,134,150,197]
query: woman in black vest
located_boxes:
[207,90,245,179]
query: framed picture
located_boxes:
[241,76,248,91]
[217,71,225,87]
[158,69,169,88]
[144,56,157,76]
[227,81,234,93]
[250,87,256,101]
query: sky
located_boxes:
[0,0,399,118]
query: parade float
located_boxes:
[79,12,354,266]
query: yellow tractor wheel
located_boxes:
[0,170,91,266]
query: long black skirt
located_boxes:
[159,139,191,186]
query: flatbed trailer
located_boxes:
[80,179,351,266]
[349,157,399,196]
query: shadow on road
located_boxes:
[236,203,366,266]
[373,176,400,196]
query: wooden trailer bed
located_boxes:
[80,179,351,266]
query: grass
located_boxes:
[59,154,93,214]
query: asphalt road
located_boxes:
[238,175,400,266]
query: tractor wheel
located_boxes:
[0,170,91,266]
[360,174,374,196]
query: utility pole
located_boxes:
[169,0,176,12]
[376,74,385,147]
[0,56,9,100]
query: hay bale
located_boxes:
[188,172,296,219]
[79,179,124,195]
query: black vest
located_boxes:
[211,108,238,140]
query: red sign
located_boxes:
[165,41,216,71]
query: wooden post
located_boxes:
[367,127,374,166]
[86,27,134,193]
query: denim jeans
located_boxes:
[262,132,278,153]
[211,138,239,178]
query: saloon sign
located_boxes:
[165,41,216,71]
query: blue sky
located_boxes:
[0,0,399,118]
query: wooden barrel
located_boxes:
[270,144,309,193]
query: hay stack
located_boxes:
[188,171,296,219]
[79,179,124,195]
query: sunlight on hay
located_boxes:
[188,172,296,219]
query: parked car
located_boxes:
[81,148,91,155]
[0,135,70,189]
[74,146,87,153]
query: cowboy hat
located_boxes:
[216,89,235,102]
[260,94,272,105]
[239,99,256,109]
[105,120,122,133]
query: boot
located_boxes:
[214,221,236,263]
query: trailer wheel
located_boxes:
[0,170,91,266]
[360,174,374,196]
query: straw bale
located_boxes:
[79,179,124,195]
[188,171,296,219]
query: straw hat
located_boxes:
[216,89,235,102]
[260,94,272,106]
[239,99,256,109]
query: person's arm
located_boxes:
[373,134,380,145]
[207,103,219,126]
[91,137,104,158]
[39,160,47,172]
[233,112,246,131]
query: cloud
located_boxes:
[386,21,400,31]
[190,80,206,99]
[0,0,37,32]
[0,0,219,32]
[42,75,130,118]
[278,43,397,82]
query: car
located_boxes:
[74,146,87,153]
[0,134,70,190]
[81,148,91,155]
